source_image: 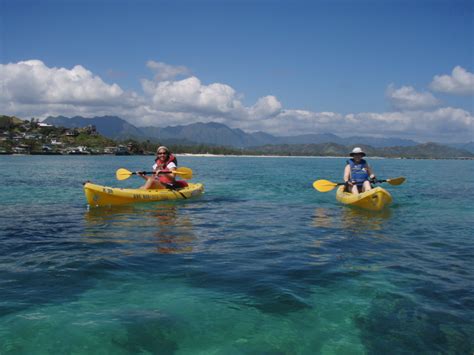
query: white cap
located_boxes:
[350,147,366,156]
[156,146,169,154]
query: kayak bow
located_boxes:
[335,186,392,211]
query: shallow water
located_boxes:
[0,155,473,354]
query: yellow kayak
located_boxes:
[84,182,204,207]
[336,185,392,211]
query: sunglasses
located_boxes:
[157,152,167,155]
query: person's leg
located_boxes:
[141,177,163,189]
[140,177,152,189]
[351,184,359,194]
[362,180,372,192]
[139,177,149,189]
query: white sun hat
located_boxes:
[350,147,366,156]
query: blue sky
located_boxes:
[1,0,473,142]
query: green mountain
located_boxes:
[42,115,420,148]
[447,141,474,154]
[0,115,25,129]
[141,122,276,147]
[44,115,144,140]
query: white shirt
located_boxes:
[152,161,176,171]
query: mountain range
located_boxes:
[44,115,429,149]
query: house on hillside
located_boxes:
[13,144,30,154]
[66,129,79,137]
[51,138,63,146]
[82,125,97,135]
[115,145,130,155]
[67,146,90,155]
[24,133,43,140]
[104,146,117,154]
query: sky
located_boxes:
[0,0,473,143]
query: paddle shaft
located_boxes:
[313,176,405,193]
[343,179,386,185]
[116,167,193,181]
[135,171,172,175]
[162,183,187,199]
[344,178,392,185]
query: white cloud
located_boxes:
[249,96,282,119]
[0,59,472,143]
[386,84,439,110]
[140,76,282,122]
[146,60,191,81]
[0,60,143,120]
[430,66,474,95]
[0,60,129,105]
[141,76,246,117]
[235,107,473,142]
[130,83,284,131]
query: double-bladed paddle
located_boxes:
[313,177,405,192]
[116,167,193,181]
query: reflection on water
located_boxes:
[310,207,392,270]
[312,208,334,229]
[84,203,197,254]
[340,207,392,233]
[152,205,195,254]
[312,207,391,232]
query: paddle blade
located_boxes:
[116,168,133,181]
[313,179,338,192]
[173,167,193,180]
[386,177,405,186]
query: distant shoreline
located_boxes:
[178,153,348,158]
[1,152,473,160]
[179,154,473,160]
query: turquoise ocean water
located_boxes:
[0,155,473,354]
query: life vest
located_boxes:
[347,158,369,185]
[153,153,178,170]
[153,154,188,188]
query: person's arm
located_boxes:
[344,165,352,185]
[137,171,149,180]
[367,165,376,180]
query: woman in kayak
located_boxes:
[344,147,376,194]
[138,146,188,189]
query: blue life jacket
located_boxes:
[347,158,369,185]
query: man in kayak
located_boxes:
[138,146,188,189]
[343,147,376,194]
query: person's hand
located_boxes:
[137,171,146,177]
[345,180,353,187]
[369,174,376,183]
